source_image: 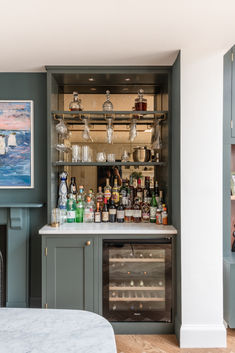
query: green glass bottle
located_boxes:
[66,193,76,223]
[150,192,158,223]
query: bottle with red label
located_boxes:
[104,178,112,203]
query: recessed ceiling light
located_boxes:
[125,78,131,81]
[89,77,94,81]
[90,88,96,91]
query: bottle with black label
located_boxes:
[102,198,109,223]
[117,201,125,223]
[69,177,77,200]
[109,198,117,222]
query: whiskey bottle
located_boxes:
[141,195,150,223]
[102,198,109,223]
[132,197,142,223]
[124,198,133,223]
[104,178,112,203]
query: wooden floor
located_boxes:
[115,329,235,353]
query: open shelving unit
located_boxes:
[54,161,167,167]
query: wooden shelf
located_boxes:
[109,297,165,302]
[109,258,165,263]
[54,161,166,167]
[109,286,165,291]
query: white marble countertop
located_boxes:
[0,308,116,353]
[39,222,177,235]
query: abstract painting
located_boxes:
[0,101,34,188]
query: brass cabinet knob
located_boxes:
[86,240,91,246]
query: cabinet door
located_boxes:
[45,237,94,311]
[232,47,235,138]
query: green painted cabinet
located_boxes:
[42,236,96,311]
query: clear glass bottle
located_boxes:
[102,198,109,222]
[69,91,82,111]
[156,208,162,225]
[77,185,86,202]
[66,193,76,223]
[132,197,142,223]
[135,89,147,111]
[120,179,128,207]
[104,178,112,202]
[94,202,101,223]
[58,172,68,210]
[103,90,113,111]
[88,189,95,206]
[84,197,94,223]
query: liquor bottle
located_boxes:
[112,178,119,204]
[88,189,95,206]
[132,197,142,223]
[77,185,85,202]
[104,178,112,203]
[141,195,150,223]
[150,192,157,223]
[133,179,138,199]
[154,180,160,204]
[145,176,151,204]
[58,172,68,210]
[76,196,84,223]
[117,200,125,223]
[109,198,117,222]
[69,177,77,199]
[162,207,168,225]
[66,193,76,223]
[94,202,101,223]
[129,175,134,205]
[124,198,133,223]
[137,178,143,202]
[69,91,82,111]
[159,190,164,211]
[102,197,109,222]
[156,208,162,225]
[96,186,104,210]
[119,179,127,206]
[84,197,94,223]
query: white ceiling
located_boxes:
[1,0,235,72]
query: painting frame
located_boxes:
[0,100,34,189]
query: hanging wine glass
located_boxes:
[56,119,68,137]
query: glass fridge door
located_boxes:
[103,239,172,322]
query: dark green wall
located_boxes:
[0,73,47,306]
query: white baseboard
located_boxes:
[180,324,226,348]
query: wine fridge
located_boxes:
[103,239,172,322]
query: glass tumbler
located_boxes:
[72,145,81,162]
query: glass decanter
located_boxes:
[69,91,82,111]
[135,89,147,111]
[103,90,113,111]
